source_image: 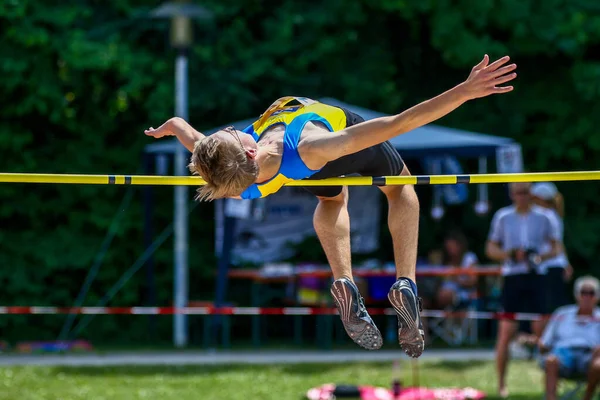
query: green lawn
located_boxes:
[0,359,573,400]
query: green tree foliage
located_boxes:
[0,0,599,343]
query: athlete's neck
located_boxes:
[255,142,283,183]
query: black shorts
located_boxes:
[302,108,405,198]
[501,273,547,315]
[544,266,568,313]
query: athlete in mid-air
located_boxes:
[145,55,517,357]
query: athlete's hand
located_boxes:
[144,122,172,139]
[460,55,517,100]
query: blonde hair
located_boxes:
[188,136,259,201]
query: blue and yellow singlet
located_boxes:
[239,97,348,200]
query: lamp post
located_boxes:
[151,0,213,348]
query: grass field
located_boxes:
[0,359,576,400]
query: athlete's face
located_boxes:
[212,127,258,160]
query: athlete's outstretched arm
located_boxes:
[144,117,204,152]
[305,55,517,164]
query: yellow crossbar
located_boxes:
[0,171,599,186]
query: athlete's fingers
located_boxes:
[490,64,517,79]
[485,56,511,72]
[491,85,514,93]
[493,73,517,85]
[472,54,489,71]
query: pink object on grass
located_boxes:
[306,384,486,400]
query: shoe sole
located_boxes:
[330,280,383,350]
[388,287,424,358]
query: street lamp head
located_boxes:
[150,1,213,19]
[150,1,214,48]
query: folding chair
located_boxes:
[560,375,587,400]
[542,373,587,400]
[427,293,479,346]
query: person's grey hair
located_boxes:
[574,275,600,298]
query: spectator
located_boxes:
[539,275,600,400]
[436,230,479,309]
[531,182,573,313]
[485,181,563,398]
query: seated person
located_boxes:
[539,275,600,400]
[436,231,479,309]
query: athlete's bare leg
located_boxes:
[378,166,419,282]
[380,165,425,358]
[313,187,352,281]
[313,186,383,350]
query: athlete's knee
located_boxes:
[381,167,419,208]
[404,183,419,208]
[387,184,419,215]
[402,167,419,208]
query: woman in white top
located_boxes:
[437,230,479,309]
[531,182,573,313]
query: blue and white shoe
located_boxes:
[388,278,425,358]
[330,278,383,350]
